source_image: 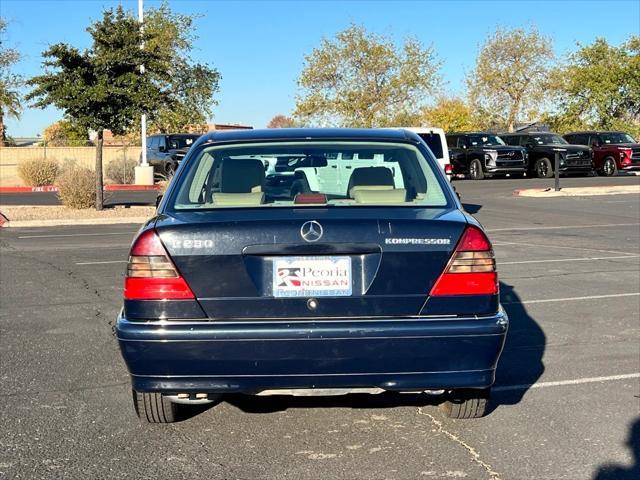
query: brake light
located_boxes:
[124,230,195,300]
[444,164,453,175]
[430,225,498,296]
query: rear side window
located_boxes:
[417,133,444,159]
[170,141,450,210]
[568,134,587,145]
[446,136,457,148]
[501,135,517,146]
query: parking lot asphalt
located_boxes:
[1,176,639,479]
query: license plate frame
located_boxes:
[272,256,352,298]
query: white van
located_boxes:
[394,127,451,180]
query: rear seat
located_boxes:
[213,158,265,206]
[347,166,406,204]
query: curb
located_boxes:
[3,217,151,228]
[0,184,161,193]
[514,185,640,197]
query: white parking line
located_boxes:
[494,372,640,392]
[75,260,128,265]
[487,222,640,233]
[499,255,640,265]
[502,292,640,305]
[492,240,635,256]
[19,232,136,239]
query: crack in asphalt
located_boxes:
[417,407,502,480]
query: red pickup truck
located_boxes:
[563,131,640,176]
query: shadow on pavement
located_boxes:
[491,281,546,408]
[225,391,441,414]
[592,418,640,480]
[462,203,482,214]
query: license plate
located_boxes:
[273,256,352,298]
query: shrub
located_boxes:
[105,157,137,184]
[56,166,96,209]
[17,158,60,186]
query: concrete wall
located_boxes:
[0,146,142,186]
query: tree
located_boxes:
[294,24,441,127]
[467,27,554,132]
[545,36,640,136]
[267,114,296,128]
[421,97,482,132]
[144,4,220,133]
[0,18,22,146]
[27,4,220,210]
[43,120,90,146]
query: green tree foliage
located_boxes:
[144,4,220,133]
[545,36,640,137]
[294,24,441,127]
[0,17,22,146]
[267,114,297,128]
[421,97,482,133]
[467,27,554,132]
[27,4,220,209]
[43,119,90,146]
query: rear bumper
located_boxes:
[116,310,508,393]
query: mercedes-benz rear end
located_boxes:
[116,129,508,423]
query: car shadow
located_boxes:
[592,418,640,480]
[462,203,482,214]
[224,391,442,414]
[490,281,546,409]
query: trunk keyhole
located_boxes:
[307,298,318,311]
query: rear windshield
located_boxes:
[417,133,444,159]
[168,135,200,150]
[170,141,449,210]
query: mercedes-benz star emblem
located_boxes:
[300,221,323,242]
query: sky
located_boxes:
[2,0,639,137]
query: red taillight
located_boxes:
[444,164,453,175]
[124,230,195,300]
[430,225,498,296]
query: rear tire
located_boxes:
[468,159,485,180]
[602,157,618,176]
[440,389,490,419]
[535,158,553,178]
[133,390,178,423]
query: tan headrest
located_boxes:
[353,188,406,204]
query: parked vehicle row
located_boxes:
[142,129,639,182]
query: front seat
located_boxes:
[213,158,265,206]
[347,166,406,204]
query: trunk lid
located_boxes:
[156,208,467,319]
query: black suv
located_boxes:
[446,132,527,180]
[501,132,593,178]
[145,134,202,175]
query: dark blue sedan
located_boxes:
[116,128,508,423]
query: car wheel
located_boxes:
[468,159,485,180]
[133,390,178,423]
[603,157,618,176]
[535,158,553,178]
[440,388,490,419]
